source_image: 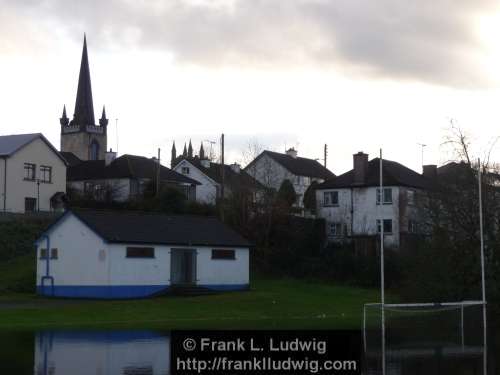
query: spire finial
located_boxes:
[60,105,69,126]
[183,143,188,157]
[99,105,108,127]
[199,142,205,159]
[188,139,193,158]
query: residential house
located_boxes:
[64,152,200,202]
[244,148,335,211]
[173,157,262,205]
[35,209,251,299]
[0,133,67,213]
[315,152,434,248]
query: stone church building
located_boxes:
[59,35,108,161]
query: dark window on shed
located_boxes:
[212,249,236,260]
[126,247,155,258]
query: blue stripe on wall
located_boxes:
[36,284,249,299]
[37,285,169,299]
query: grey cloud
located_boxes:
[3,0,497,87]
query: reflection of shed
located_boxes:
[35,209,251,299]
[35,331,170,375]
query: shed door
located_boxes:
[171,249,197,285]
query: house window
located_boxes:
[329,223,342,237]
[407,189,415,205]
[323,191,339,206]
[181,167,190,175]
[24,163,36,180]
[25,197,37,212]
[40,166,52,183]
[126,247,155,258]
[376,188,393,205]
[212,249,236,260]
[40,248,58,259]
[377,219,393,234]
[408,220,418,233]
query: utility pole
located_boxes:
[417,143,426,170]
[156,148,161,197]
[324,144,328,168]
[220,133,225,222]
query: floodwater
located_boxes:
[0,308,498,375]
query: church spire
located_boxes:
[183,143,188,157]
[199,142,205,159]
[171,141,177,168]
[99,106,108,127]
[72,34,95,127]
[188,139,193,158]
[60,105,69,127]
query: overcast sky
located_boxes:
[1,0,500,173]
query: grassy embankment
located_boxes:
[0,216,381,330]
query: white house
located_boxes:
[173,158,262,204]
[315,152,434,248]
[244,148,334,211]
[64,152,200,202]
[35,209,251,299]
[0,133,67,213]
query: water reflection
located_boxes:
[34,331,170,375]
[363,305,489,375]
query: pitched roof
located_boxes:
[67,154,199,185]
[0,133,67,164]
[317,158,433,190]
[49,209,251,247]
[179,158,264,188]
[246,150,335,180]
[60,152,83,167]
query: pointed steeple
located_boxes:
[188,139,193,158]
[99,106,108,127]
[171,141,177,168]
[183,143,188,157]
[60,105,69,127]
[72,34,95,127]
[199,142,205,160]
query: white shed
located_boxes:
[35,209,251,299]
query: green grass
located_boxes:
[0,278,379,330]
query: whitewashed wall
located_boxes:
[246,153,321,208]
[36,212,250,297]
[316,186,401,247]
[173,159,218,204]
[2,138,66,212]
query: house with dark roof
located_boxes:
[173,157,263,204]
[35,209,251,298]
[64,151,200,202]
[244,148,335,211]
[315,152,435,247]
[0,133,67,213]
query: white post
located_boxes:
[380,149,386,375]
[478,158,487,374]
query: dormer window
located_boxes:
[182,167,190,175]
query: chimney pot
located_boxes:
[230,163,241,174]
[286,148,298,158]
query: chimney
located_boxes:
[200,159,210,168]
[422,164,437,179]
[286,147,298,158]
[353,152,369,184]
[105,149,117,166]
[230,163,241,174]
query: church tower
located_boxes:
[60,35,107,161]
